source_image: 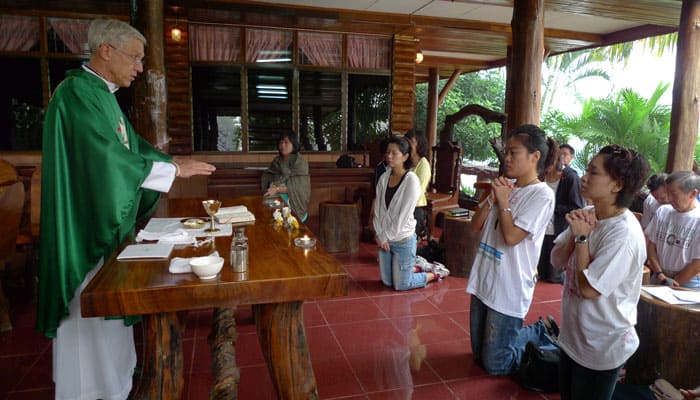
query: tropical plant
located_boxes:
[559,83,671,173]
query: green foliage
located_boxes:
[559,83,671,173]
[414,69,505,161]
[542,50,611,115]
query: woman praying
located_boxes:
[467,124,558,375]
[552,145,649,400]
[374,135,447,291]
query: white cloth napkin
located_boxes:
[169,251,220,274]
[136,228,195,245]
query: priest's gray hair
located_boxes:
[88,19,147,54]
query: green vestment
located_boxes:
[36,69,172,338]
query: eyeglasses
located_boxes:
[106,43,144,66]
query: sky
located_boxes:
[561,42,677,114]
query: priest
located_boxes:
[36,19,215,400]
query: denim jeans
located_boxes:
[559,349,623,400]
[469,295,555,375]
[378,234,427,291]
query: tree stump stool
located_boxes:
[441,215,479,278]
[319,202,360,253]
[625,290,700,389]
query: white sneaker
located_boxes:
[432,262,450,279]
[415,256,434,273]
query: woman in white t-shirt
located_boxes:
[467,124,557,375]
[551,144,649,400]
[640,172,669,229]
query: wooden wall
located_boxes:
[165,20,193,155]
[390,36,417,134]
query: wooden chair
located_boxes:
[0,181,25,331]
[425,140,462,233]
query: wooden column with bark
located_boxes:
[132,0,169,151]
[505,0,544,132]
[425,68,439,157]
[666,0,700,172]
[391,36,417,134]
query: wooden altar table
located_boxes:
[80,195,348,399]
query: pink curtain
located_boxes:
[298,32,341,67]
[348,35,391,69]
[0,15,39,52]
[190,24,241,62]
[48,18,90,54]
[246,28,292,63]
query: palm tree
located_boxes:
[541,50,611,115]
[561,83,671,173]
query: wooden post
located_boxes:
[438,69,461,106]
[426,68,439,159]
[666,0,700,172]
[391,35,417,134]
[507,0,544,131]
[132,0,169,151]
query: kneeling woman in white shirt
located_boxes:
[374,135,443,290]
[551,144,649,400]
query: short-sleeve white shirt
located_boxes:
[641,194,661,229]
[644,203,700,273]
[554,209,646,370]
[466,182,554,318]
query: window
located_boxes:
[192,66,242,151]
[0,58,42,150]
[348,74,390,150]
[299,71,341,151]
[247,69,293,151]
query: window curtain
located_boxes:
[48,18,90,54]
[298,32,341,67]
[190,24,241,62]
[347,35,390,69]
[0,15,39,52]
[246,28,292,63]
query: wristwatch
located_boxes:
[574,235,588,244]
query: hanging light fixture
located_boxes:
[171,26,182,42]
[171,8,182,42]
[415,50,424,64]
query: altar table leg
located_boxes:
[253,301,319,400]
[132,312,186,400]
[208,307,240,399]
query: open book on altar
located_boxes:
[215,205,256,225]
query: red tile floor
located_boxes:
[0,238,564,400]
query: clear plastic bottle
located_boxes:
[230,227,248,273]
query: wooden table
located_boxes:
[81,196,348,399]
[625,288,700,389]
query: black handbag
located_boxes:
[518,341,560,393]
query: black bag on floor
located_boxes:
[518,341,560,393]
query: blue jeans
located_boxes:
[682,276,700,290]
[469,295,555,375]
[378,234,427,291]
[559,349,623,400]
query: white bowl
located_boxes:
[189,256,224,280]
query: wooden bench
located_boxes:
[207,164,375,223]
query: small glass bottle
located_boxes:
[230,227,248,273]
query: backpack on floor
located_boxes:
[518,341,560,393]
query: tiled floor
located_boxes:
[0,240,564,400]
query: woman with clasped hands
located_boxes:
[467,124,558,375]
[551,145,649,400]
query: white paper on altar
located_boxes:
[641,286,700,305]
[143,218,233,237]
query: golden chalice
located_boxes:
[202,199,221,233]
